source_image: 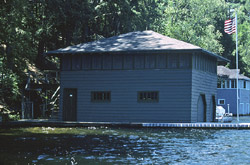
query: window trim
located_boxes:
[137,91,159,103]
[218,99,225,105]
[91,91,111,103]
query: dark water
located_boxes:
[0,127,250,165]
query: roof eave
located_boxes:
[202,49,230,62]
[45,48,202,56]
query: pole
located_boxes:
[236,11,239,122]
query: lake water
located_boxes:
[1,127,250,164]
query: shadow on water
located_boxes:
[0,127,248,164]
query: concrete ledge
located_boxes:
[1,120,250,129]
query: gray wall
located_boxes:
[191,53,217,122]
[59,69,192,123]
[59,52,218,123]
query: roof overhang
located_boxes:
[201,49,230,62]
[45,48,230,63]
[45,30,230,63]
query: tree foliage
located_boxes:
[1,0,250,110]
[161,0,227,54]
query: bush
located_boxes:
[0,107,20,122]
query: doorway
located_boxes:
[210,95,216,122]
[197,94,206,122]
[63,88,77,121]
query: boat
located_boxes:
[216,106,233,123]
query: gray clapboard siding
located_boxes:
[59,69,192,123]
[48,31,228,123]
[191,69,217,122]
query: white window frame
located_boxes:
[218,99,225,105]
[247,81,250,90]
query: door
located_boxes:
[197,94,206,122]
[63,88,77,121]
[240,103,244,115]
[247,103,249,114]
[210,96,216,122]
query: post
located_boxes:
[21,91,24,119]
[227,104,230,113]
[31,102,34,119]
[22,102,24,119]
[236,11,239,122]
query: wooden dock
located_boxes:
[142,122,250,129]
[1,120,250,129]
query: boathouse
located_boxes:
[217,66,250,115]
[46,30,228,123]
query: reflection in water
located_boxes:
[0,127,250,164]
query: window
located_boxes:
[103,54,112,70]
[217,80,221,88]
[226,80,230,88]
[72,56,81,70]
[91,91,111,102]
[196,55,200,70]
[134,55,145,69]
[62,55,72,71]
[138,91,159,102]
[218,99,225,105]
[231,80,237,88]
[168,55,179,69]
[145,55,156,69]
[113,55,123,69]
[156,54,167,69]
[92,55,102,69]
[222,80,225,88]
[244,81,246,88]
[82,55,91,69]
[179,55,190,69]
[231,80,235,88]
[124,55,134,69]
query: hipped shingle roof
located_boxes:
[217,66,250,80]
[46,30,229,62]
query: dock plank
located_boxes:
[1,120,250,129]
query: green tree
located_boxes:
[161,0,227,55]
[0,0,35,107]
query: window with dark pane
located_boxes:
[222,80,225,88]
[168,55,179,69]
[113,55,123,69]
[145,55,156,69]
[134,55,145,69]
[227,80,230,88]
[91,91,111,102]
[103,54,112,70]
[92,55,102,69]
[138,91,159,102]
[217,80,221,88]
[72,55,81,70]
[82,55,91,69]
[62,55,72,71]
[124,55,134,69]
[156,54,166,69]
[218,99,225,105]
[179,55,190,69]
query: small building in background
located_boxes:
[217,66,250,115]
[46,30,228,123]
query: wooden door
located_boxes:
[197,94,206,122]
[210,96,216,122]
[63,88,77,121]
